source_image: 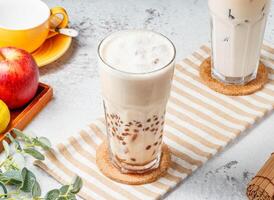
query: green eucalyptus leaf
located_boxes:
[20,167,36,192]
[33,137,51,151]
[59,185,70,195]
[66,194,77,200]
[71,176,83,194]
[45,189,60,200]
[39,137,51,148]
[57,197,66,200]
[2,140,10,158]
[32,180,41,197]
[0,170,22,186]
[0,182,7,197]
[23,148,45,160]
[6,133,22,151]
[3,170,22,180]
[67,194,77,200]
[8,134,22,152]
[0,129,80,200]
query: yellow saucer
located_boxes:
[32,34,72,67]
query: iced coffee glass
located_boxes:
[98,30,176,174]
[209,0,271,85]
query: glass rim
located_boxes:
[97,29,176,75]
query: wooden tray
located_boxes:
[0,83,53,150]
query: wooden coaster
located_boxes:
[96,141,171,185]
[199,58,268,96]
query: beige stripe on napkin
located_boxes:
[35,42,274,200]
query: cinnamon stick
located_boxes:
[247,153,274,200]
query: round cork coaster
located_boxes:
[199,58,268,96]
[96,141,171,185]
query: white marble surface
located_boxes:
[23,0,274,199]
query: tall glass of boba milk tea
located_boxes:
[209,0,271,85]
[98,30,176,173]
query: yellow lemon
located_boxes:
[0,100,10,133]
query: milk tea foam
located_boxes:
[209,0,271,84]
[99,30,175,173]
[100,30,174,73]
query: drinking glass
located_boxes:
[98,30,176,173]
[209,0,271,85]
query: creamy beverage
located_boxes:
[98,30,175,173]
[209,0,271,84]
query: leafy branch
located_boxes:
[0,129,82,200]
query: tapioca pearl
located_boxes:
[130,158,136,162]
[133,120,141,125]
[146,118,151,123]
[122,141,126,145]
[131,134,138,142]
[144,127,150,131]
[122,132,129,136]
[133,129,139,133]
[151,124,154,128]
[146,145,152,150]
[154,142,158,146]
[155,121,160,125]
[116,135,123,141]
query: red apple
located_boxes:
[0,47,39,109]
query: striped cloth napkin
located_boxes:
[35,42,274,200]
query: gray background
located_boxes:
[26,0,274,199]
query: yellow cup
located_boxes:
[0,0,69,53]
